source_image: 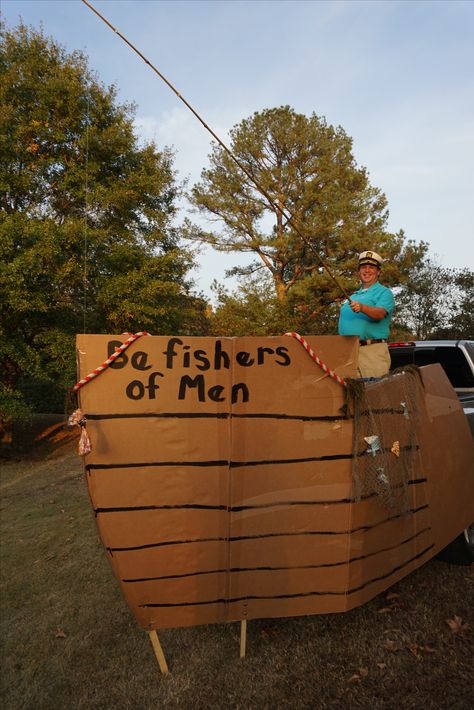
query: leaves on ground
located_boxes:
[347,666,369,683]
[446,615,470,635]
[407,643,422,658]
[377,591,405,615]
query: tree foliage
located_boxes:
[394,259,474,340]
[190,106,426,327]
[208,274,288,336]
[447,269,474,339]
[0,23,207,421]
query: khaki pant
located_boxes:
[357,342,391,379]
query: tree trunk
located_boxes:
[274,274,287,302]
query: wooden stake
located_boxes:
[148,629,169,674]
[240,619,247,659]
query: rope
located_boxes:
[284,332,346,387]
[72,331,150,392]
[83,87,90,334]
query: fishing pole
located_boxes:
[81,0,352,301]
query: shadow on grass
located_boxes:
[1,413,78,461]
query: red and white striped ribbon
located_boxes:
[73,331,150,392]
[284,332,346,387]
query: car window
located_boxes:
[465,342,474,362]
[389,345,474,388]
[389,348,415,369]
[414,347,474,388]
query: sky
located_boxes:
[2,0,474,297]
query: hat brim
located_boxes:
[359,259,381,267]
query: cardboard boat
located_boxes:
[76,334,474,631]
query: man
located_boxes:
[338,250,394,378]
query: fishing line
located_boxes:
[81,0,351,301]
[83,85,90,333]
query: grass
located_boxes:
[1,424,473,709]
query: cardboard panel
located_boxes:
[114,540,226,580]
[77,335,474,630]
[89,465,226,509]
[230,460,352,507]
[86,418,231,464]
[417,364,474,552]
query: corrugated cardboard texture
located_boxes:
[76,335,474,629]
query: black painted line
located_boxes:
[235,413,349,421]
[96,496,364,515]
[122,526,432,582]
[95,504,227,513]
[108,504,429,551]
[137,544,435,607]
[231,454,353,468]
[348,544,434,595]
[86,444,423,474]
[87,460,228,471]
[86,452,353,472]
[85,412,351,422]
[95,480,427,515]
[232,496,358,511]
[359,408,405,416]
[232,480,426,510]
[86,412,229,420]
[86,412,183,421]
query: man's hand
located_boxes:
[349,300,387,320]
[350,300,363,313]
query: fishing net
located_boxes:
[347,366,424,515]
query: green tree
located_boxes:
[0,23,207,423]
[208,274,288,336]
[447,269,474,339]
[393,259,474,340]
[393,258,452,339]
[190,106,426,327]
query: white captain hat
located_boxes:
[358,250,384,267]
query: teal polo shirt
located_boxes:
[338,281,394,340]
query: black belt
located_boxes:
[359,338,387,346]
